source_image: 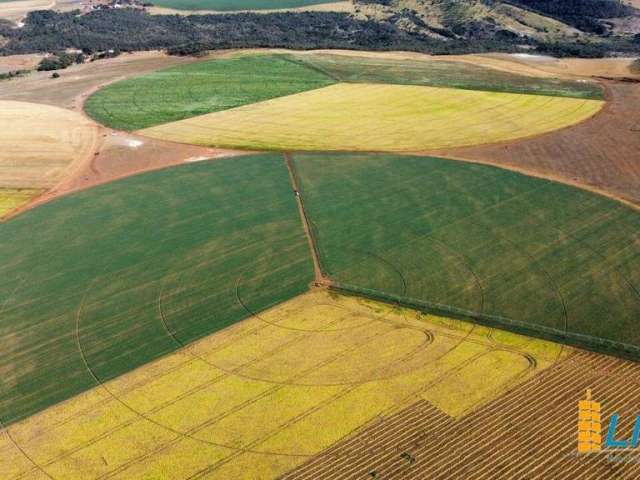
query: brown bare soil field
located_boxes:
[434,81,640,206]
[284,349,640,479]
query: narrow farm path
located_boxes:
[283,152,328,286]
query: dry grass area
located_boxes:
[285,349,640,479]
[0,0,52,22]
[140,83,603,152]
[457,54,640,80]
[0,101,98,191]
[0,290,563,479]
[0,54,44,74]
[441,81,640,205]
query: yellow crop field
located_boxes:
[0,188,42,218]
[139,83,604,152]
[0,101,98,190]
[0,290,567,479]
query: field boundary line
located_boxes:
[329,282,640,363]
[283,152,327,285]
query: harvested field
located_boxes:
[0,290,564,479]
[85,54,335,131]
[140,83,603,152]
[0,188,42,218]
[291,153,640,355]
[442,81,640,205]
[284,349,640,479]
[0,154,313,425]
[287,53,604,99]
[0,101,97,189]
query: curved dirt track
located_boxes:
[437,80,640,206]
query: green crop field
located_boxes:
[287,53,604,99]
[0,154,313,425]
[292,153,640,353]
[84,54,335,131]
[150,0,341,11]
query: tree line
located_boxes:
[0,8,637,58]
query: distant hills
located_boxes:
[352,0,639,42]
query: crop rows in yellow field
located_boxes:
[0,290,566,480]
[139,83,604,152]
[0,188,42,218]
[0,101,98,189]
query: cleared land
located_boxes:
[287,53,604,99]
[85,54,335,131]
[444,81,640,205]
[0,289,564,479]
[292,153,640,355]
[0,154,313,425]
[150,0,344,11]
[140,83,603,152]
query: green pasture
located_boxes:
[0,154,313,425]
[292,153,640,351]
[151,0,341,11]
[84,54,335,131]
[287,53,605,100]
